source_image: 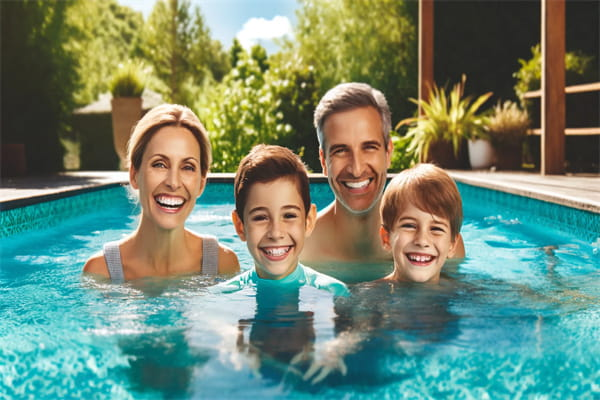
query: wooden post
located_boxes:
[419,0,434,116]
[541,0,566,174]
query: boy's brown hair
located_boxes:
[234,145,311,221]
[380,163,463,238]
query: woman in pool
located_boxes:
[83,104,239,281]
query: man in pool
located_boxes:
[300,82,465,278]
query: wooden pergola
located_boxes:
[418,0,568,175]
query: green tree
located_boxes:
[230,38,245,68]
[250,44,269,73]
[268,53,321,170]
[292,0,418,122]
[64,0,143,106]
[198,56,290,172]
[198,49,322,172]
[1,0,78,175]
[139,0,229,104]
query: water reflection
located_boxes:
[236,281,317,384]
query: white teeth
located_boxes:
[345,179,370,189]
[408,254,433,263]
[156,196,184,208]
[264,247,290,256]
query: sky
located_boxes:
[118,0,298,54]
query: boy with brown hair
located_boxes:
[378,163,463,283]
[218,144,347,295]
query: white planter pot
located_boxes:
[468,139,496,169]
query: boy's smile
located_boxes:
[233,178,316,280]
[380,203,458,283]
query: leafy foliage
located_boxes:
[398,76,492,162]
[64,0,143,106]
[513,44,597,103]
[1,0,78,174]
[293,0,418,123]
[487,100,530,148]
[109,61,145,97]
[198,57,286,172]
[198,51,321,172]
[139,0,230,104]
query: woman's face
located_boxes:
[131,126,206,231]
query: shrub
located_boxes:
[397,75,492,162]
[487,100,530,148]
[109,61,145,98]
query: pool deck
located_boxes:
[1,170,599,213]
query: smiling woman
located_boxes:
[82,104,239,281]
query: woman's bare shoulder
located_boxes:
[82,252,110,278]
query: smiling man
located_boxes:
[301,83,465,278]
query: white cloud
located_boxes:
[236,15,292,51]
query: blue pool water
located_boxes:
[1,182,599,399]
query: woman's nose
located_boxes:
[165,169,181,190]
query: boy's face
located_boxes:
[232,178,316,280]
[319,106,393,215]
[379,202,458,284]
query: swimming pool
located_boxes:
[1,181,598,398]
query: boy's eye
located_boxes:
[251,214,268,222]
[431,226,447,234]
[400,223,417,230]
[284,212,299,219]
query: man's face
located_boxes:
[319,106,392,215]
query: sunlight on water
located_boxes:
[0,183,598,399]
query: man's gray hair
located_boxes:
[313,82,392,150]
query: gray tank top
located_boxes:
[102,235,220,282]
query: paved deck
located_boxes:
[1,170,599,213]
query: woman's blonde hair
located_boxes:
[127,103,212,177]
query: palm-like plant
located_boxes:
[397,75,492,162]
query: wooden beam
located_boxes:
[522,81,600,99]
[529,127,600,136]
[419,0,434,115]
[541,0,566,175]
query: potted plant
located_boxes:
[486,100,530,170]
[109,61,145,170]
[397,75,492,169]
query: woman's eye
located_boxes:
[183,164,196,172]
[152,161,167,169]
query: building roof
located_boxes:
[73,89,163,114]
